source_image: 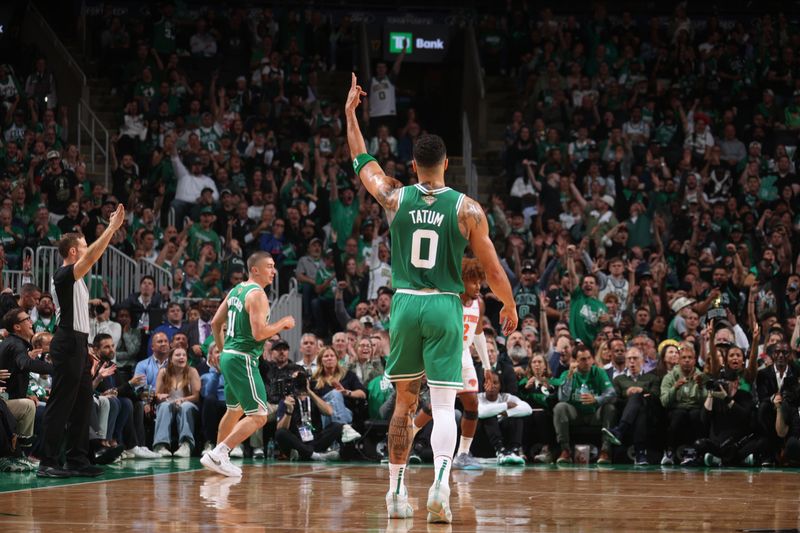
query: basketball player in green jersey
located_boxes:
[346,74,518,524]
[201,251,295,477]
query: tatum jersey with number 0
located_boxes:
[391,184,468,293]
[385,184,469,389]
[223,282,269,358]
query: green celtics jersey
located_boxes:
[223,282,269,358]
[390,184,468,294]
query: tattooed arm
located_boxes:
[345,74,403,219]
[459,196,519,335]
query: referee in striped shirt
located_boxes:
[37,204,126,478]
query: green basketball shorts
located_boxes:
[219,350,268,415]
[385,290,463,389]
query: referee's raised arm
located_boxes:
[72,204,126,279]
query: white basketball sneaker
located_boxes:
[426,481,452,523]
[201,449,242,477]
[386,485,414,519]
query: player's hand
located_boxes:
[499,305,518,336]
[280,316,296,330]
[483,368,493,387]
[345,73,367,116]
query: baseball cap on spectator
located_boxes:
[749,141,761,150]
[362,218,375,228]
[46,150,60,160]
[694,112,710,124]
[309,237,322,246]
[103,197,118,207]
[521,261,535,273]
[324,248,335,257]
[730,223,743,233]
[200,206,214,215]
[360,316,374,327]
[271,340,290,351]
[671,297,695,313]
[220,189,233,197]
[600,195,615,208]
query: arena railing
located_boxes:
[24,4,111,189]
[462,112,477,199]
[270,278,302,354]
[1,247,36,293]
[34,245,283,307]
[77,100,111,190]
[462,22,486,150]
[137,259,173,294]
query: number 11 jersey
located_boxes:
[223,282,268,358]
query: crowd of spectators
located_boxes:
[4,3,800,470]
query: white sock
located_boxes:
[430,387,458,490]
[213,443,231,456]
[457,436,473,456]
[389,463,406,495]
[434,455,453,490]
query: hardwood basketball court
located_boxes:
[2,460,798,532]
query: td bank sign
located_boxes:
[389,32,445,53]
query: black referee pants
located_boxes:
[41,329,92,468]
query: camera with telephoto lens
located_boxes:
[273,370,309,398]
[706,369,738,392]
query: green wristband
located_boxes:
[352,153,377,175]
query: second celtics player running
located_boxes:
[202,251,295,477]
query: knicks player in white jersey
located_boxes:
[412,257,492,469]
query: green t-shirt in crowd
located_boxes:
[330,197,359,245]
[569,287,607,346]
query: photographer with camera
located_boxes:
[248,339,303,458]
[274,369,342,461]
[695,322,761,466]
[756,340,799,465]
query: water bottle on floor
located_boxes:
[266,439,276,462]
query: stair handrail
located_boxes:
[357,22,372,89]
[26,3,111,188]
[462,112,477,199]
[77,99,110,189]
[462,23,486,149]
[26,3,88,101]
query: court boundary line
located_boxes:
[5,461,799,495]
[0,465,206,495]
